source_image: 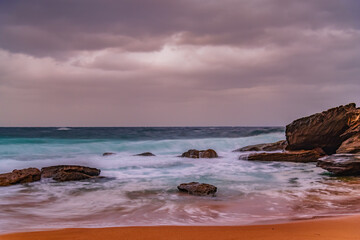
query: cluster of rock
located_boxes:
[237,103,360,176]
[4,104,359,195]
[103,149,219,159]
[0,165,101,186]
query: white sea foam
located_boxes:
[57,127,71,131]
[1,132,360,233]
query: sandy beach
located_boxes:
[1,215,360,240]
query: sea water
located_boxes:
[0,127,359,233]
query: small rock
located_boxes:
[0,168,41,186]
[233,140,287,152]
[181,149,218,158]
[177,182,217,196]
[317,154,360,176]
[103,152,116,156]
[135,152,156,156]
[243,148,325,163]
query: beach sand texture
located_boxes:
[1,215,360,240]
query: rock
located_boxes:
[243,148,325,163]
[317,155,360,176]
[135,152,156,156]
[336,134,360,154]
[0,168,41,186]
[233,140,287,152]
[286,103,360,154]
[41,165,101,181]
[53,171,94,182]
[103,152,116,156]
[181,149,218,158]
[177,182,217,196]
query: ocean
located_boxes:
[0,127,359,233]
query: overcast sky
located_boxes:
[0,0,359,126]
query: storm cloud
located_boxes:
[0,0,359,126]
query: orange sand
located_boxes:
[1,215,360,240]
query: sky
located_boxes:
[0,0,360,127]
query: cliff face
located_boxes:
[285,103,360,154]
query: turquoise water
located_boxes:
[0,127,359,233]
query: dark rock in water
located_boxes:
[181,149,218,158]
[41,165,101,182]
[53,171,94,182]
[336,134,360,154]
[286,103,360,154]
[317,155,360,176]
[102,152,116,156]
[243,148,325,163]
[135,152,156,156]
[0,168,41,186]
[177,182,217,196]
[233,140,287,152]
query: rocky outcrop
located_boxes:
[177,182,217,196]
[41,165,101,182]
[243,148,325,163]
[233,140,287,152]
[317,155,360,176]
[181,149,218,158]
[336,134,360,154]
[286,103,360,154]
[135,152,156,156]
[0,168,41,186]
[102,152,116,156]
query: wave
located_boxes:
[57,127,71,131]
[0,132,285,159]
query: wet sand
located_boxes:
[1,215,360,240]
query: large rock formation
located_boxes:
[336,134,360,154]
[286,103,360,154]
[317,155,360,176]
[177,182,217,196]
[233,140,287,152]
[41,165,101,182]
[0,168,41,186]
[181,149,218,158]
[243,148,325,163]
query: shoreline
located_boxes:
[2,214,360,240]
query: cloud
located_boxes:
[0,0,359,126]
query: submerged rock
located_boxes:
[0,168,41,186]
[317,155,360,176]
[135,152,156,156]
[243,148,325,163]
[177,182,217,196]
[41,165,101,182]
[286,103,360,154]
[102,152,116,156]
[181,149,218,158]
[336,134,360,154]
[233,140,287,152]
